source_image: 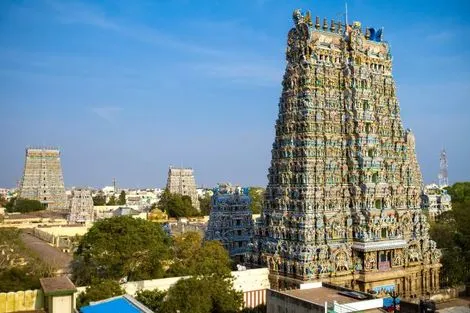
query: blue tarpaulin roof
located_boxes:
[80,297,143,313]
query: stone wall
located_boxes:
[0,290,43,313]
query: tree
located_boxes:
[167,232,232,278]
[248,187,264,214]
[199,193,212,216]
[430,182,470,286]
[158,189,199,218]
[7,198,44,213]
[135,288,167,313]
[118,190,126,205]
[107,195,116,205]
[92,193,106,206]
[161,276,243,313]
[71,216,171,285]
[76,279,125,309]
[0,268,41,292]
[4,197,15,212]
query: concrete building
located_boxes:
[68,189,94,224]
[166,167,200,210]
[253,9,441,297]
[421,184,452,221]
[18,148,67,211]
[205,183,254,262]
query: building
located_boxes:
[421,184,452,222]
[68,189,94,224]
[166,167,200,210]
[205,183,254,262]
[253,10,441,297]
[18,148,67,211]
[267,282,386,313]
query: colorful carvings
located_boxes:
[253,9,441,296]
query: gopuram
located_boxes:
[205,183,254,262]
[253,10,441,297]
[166,166,200,210]
[18,148,67,211]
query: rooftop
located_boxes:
[80,295,153,313]
[283,286,366,305]
[39,276,76,296]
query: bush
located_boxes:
[76,279,125,309]
[8,199,44,213]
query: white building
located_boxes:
[421,183,452,221]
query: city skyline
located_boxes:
[1,0,469,188]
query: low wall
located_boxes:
[334,298,383,313]
[0,290,43,313]
[2,268,270,312]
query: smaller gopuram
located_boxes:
[18,148,67,211]
[166,166,200,210]
[205,183,254,262]
[68,188,94,224]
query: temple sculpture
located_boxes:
[18,148,67,211]
[253,10,441,297]
[205,183,253,262]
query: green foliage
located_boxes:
[248,187,264,214]
[158,189,199,218]
[7,198,44,213]
[0,268,41,292]
[107,195,117,205]
[199,193,212,216]
[92,193,106,206]
[135,288,167,312]
[76,279,125,309]
[430,182,470,286]
[4,197,15,211]
[71,216,171,285]
[161,276,243,313]
[167,231,232,278]
[118,191,126,205]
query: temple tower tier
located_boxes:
[253,9,441,297]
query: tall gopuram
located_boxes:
[253,10,441,297]
[18,148,67,211]
[166,167,200,210]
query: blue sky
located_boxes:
[0,0,469,188]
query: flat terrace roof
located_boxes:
[283,287,364,305]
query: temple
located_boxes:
[166,167,200,210]
[18,148,67,211]
[205,183,254,262]
[253,10,441,297]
